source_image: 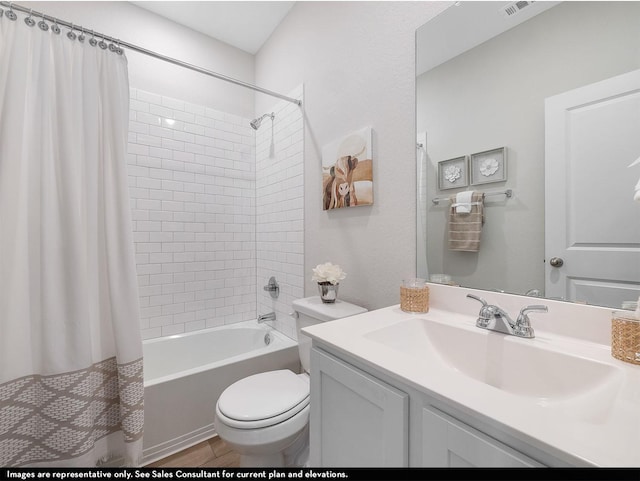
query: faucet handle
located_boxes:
[263,276,280,299]
[515,305,548,338]
[466,293,488,306]
[466,294,491,328]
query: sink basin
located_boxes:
[364,317,621,401]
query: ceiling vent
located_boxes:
[500,1,536,18]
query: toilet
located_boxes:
[213,296,367,467]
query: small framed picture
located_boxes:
[437,156,468,191]
[470,147,507,185]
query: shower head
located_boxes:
[250,112,275,130]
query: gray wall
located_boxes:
[256,1,451,310]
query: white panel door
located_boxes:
[545,69,640,308]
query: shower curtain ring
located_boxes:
[51,18,61,34]
[24,9,36,27]
[99,36,108,50]
[67,23,76,41]
[89,30,97,47]
[78,27,85,43]
[6,3,17,21]
[38,14,49,32]
[115,39,123,55]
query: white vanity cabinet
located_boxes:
[309,346,409,467]
[421,407,543,467]
[310,345,558,468]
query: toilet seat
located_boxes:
[217,370,309,429]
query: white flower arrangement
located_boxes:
[312,262,347,285]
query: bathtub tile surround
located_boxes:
[130,85,305,465]
[128,88,255,339]
[256,85,305,340]
[127,86,304,340]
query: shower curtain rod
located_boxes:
[0,2,302,107]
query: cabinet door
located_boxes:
[422,407,544,467]
[310,348,409,467]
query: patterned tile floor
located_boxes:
[145,436,240,468]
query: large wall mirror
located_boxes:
[416,1,640,309]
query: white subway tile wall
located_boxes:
[256,86,305,340]
[127,87,303,340]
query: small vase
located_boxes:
[318,282,339,303]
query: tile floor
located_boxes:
[145,436,240,468]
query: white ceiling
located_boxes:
[131,1,296,55]
[133,1,560,73]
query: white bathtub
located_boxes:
[142,320,300,465]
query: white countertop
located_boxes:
[302,284,640,467]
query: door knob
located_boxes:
[549,257,564,268]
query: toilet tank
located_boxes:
[292,296,367,373]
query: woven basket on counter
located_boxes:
[400,285,429,313]
[611,310,640,365]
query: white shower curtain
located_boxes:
[0,16,143,467]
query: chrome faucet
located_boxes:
[466,294,548,338]
[258,311,276,323]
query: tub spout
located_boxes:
[258,312,276,323]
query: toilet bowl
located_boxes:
[213,296,367,467]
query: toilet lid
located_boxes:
[217,370,309,422]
